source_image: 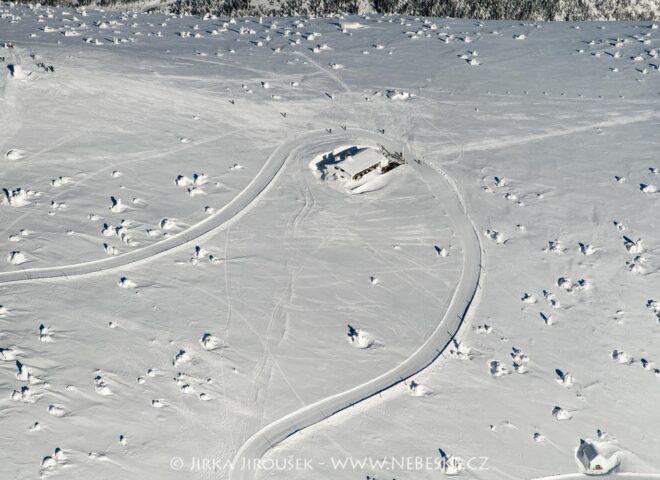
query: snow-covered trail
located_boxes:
[228,132,483,479]
[0,122,481,478]
[0,130,310,284]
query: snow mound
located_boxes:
[200,333,225,351]
[7,251,27,265]
[347,325,375,349]
[7,64,31,80]
[4,149,27,161]
[385,89,412,100]
[2,187,36,207]
[408,380,434,397]
[340,22,367,31]
[117,277,137,289]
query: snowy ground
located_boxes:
[1,5,660,480]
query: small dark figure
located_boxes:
[347,324,357,338]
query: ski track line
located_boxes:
[292,51,352,94]
[228,130,483,480]
[435,110,660,156]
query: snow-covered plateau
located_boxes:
[1,5,659,480]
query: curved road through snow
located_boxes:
[0,130,327,284]
[0,129,482,480]
[228,131,482,480]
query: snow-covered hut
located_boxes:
[333,148,388,180]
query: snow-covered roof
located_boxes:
[336,148,385,176]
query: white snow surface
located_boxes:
[1,5,660,480]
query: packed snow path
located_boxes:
[229,131,482,479]
[0,130,343,284]
[0,120,481,479]
[0,124,482,478]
